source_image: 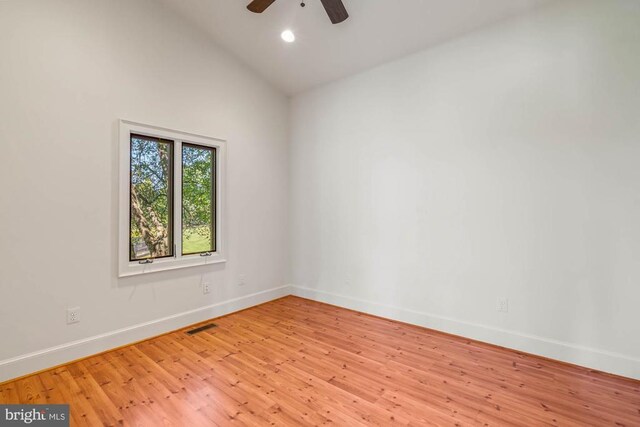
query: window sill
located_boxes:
[118,253,227,277]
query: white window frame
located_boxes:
[118,120,227,277]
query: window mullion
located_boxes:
[174,140,183,259]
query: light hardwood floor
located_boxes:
[1,296,639,426]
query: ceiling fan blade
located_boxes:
[247,0,276,13]
[320,0,348,24]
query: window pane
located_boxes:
[182,144,215,255]
[130,135,173,261]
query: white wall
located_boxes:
[0,0,289,381]
[290,0,640,378]
[1,0,638,383]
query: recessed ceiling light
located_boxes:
[281,30,295,43]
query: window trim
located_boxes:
[119,120,226,277]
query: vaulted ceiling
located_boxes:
[161,0,553,95]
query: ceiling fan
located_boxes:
[247,0,349,24]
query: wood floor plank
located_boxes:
[1,296,639,426]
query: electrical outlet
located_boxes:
[203,283,211,294]
[497,297,509,313]
[238,274,246,287]
[67,307,80,324]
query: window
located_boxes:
[182,143,215,255]
[119,120,226,276]
[130,135,174,261]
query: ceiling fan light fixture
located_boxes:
[281,29,295,43]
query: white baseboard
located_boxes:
[4,284,638,383]
[0,285,292,383]
[291,286,640,380]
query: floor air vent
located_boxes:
[186,323,218,335]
